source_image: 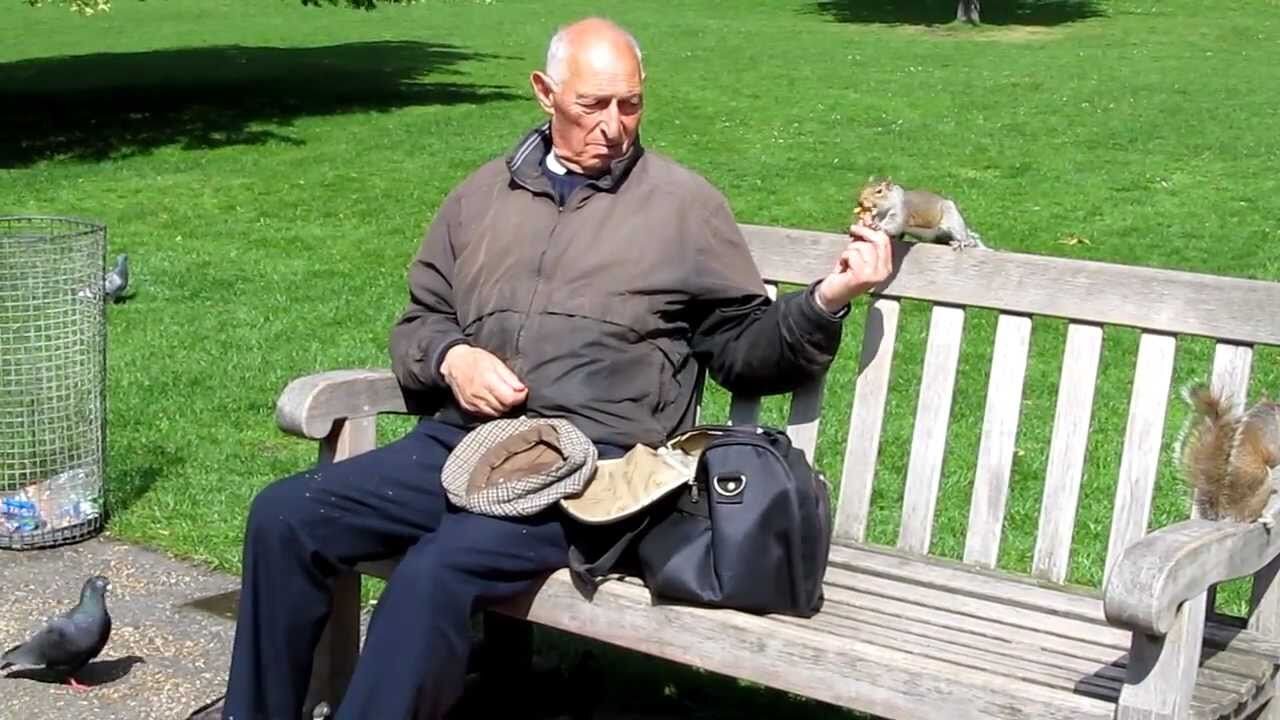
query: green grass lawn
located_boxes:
[3,0,1280,716]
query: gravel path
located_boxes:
[0,536,701,720]
[1,535,240,720]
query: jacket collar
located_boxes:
[506,121,644,200]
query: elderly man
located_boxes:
[199,15,892,720]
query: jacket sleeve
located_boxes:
[687,194,849,396]
[388,190,471,393]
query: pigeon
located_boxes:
[1,575,112,691]
[103,254,129,302]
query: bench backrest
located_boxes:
[720,223,1280,591]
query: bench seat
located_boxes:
[355,541,1278,720]
[281,223,1280,720]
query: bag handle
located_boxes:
[567,516,651,599]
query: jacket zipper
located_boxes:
[513,198,564,365]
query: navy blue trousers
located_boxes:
[221,418,621,720]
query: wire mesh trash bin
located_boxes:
[0,216,107,550]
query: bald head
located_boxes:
[545,17,645,84]
[531,17,646,176]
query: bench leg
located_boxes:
[304,570,362,718]
[481,611,534,676]
[1248,556,1280,719]
[1116,591,1207,720]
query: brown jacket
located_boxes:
[390,124,847,450]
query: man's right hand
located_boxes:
[439,345,528,417]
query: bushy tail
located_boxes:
[1177,383,1241,520]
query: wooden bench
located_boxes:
[275,222,1280,720]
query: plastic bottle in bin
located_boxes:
[2,496,44,533]
[21,467,99,531]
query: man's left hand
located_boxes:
[814,224,894,314]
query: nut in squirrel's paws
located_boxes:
[851,205,880,234]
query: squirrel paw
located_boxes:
[1259,507,1278,531]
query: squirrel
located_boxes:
[1176,382,1280,527]
[853,178,987,251]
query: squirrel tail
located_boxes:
[1176,383,1241,520]
[1177,383,1280,522]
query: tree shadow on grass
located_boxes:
[807,0,1106,26]
[0,41,524,169]
[103,445,183,518]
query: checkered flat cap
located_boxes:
[441,416,598,517]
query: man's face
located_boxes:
[533,38,644,176]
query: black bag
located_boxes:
[568,424,833,618]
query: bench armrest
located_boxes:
[1104,516,1280,636]
[275,368,415,440]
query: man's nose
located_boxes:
[599,101,622,141]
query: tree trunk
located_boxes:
[957,0,981,24]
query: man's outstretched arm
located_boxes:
[689,196,893,396]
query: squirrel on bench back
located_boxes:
[1177,383,1280,528]
[852,178,987,251]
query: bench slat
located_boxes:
[898,304,967,554]
[1211,341,1280,670]
[813,593,1257,720]
[827,559,1125,645]
[1034,322,1105,583]
[727,394,761,425]
[799,604,1128,702]
[497,569,1118,720]
[786,375,825,463]
[1200,343,1254,615]
[831,542,1280,664]
[1210,343,1254,413]
[964,312,1034,568]
[834,297,900,543]
[823,560,1275,694]
[738,223,1280,345]
[354,544,1272,719]
[811,595,1258,714]
[1104,332,1179,584]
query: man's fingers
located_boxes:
[484,373,528,409]
[844,242,877,272]
[469,390,504,417]
[849,224,890,248]
[489,358,526,392]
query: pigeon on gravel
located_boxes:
[1,575,112,691]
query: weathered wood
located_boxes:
[1106,332,1179,585]
[1248,554,1280,720]
[1213,342,1280,719]
[277,368,411,440]
[493,570,1117,720]
[809,589,1266,720]
[1115,592,1207,720]
[1204,343,1254,619]
[1211,343,1255,414]
[898,304,966,554]
[827,560,1125,646]
[786,375,825,463]
[819,579,1268,708]
[277,220,1280,720]
[964,312,1034,568]
[304,572,362,718]
[304,416,376,716]
[833,541,1107,625]
[1034,322,1105,583]
[834,296,900,543]
[738,223,1280,346]
[1105,518,1280,637]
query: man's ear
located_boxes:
[530,71,557,115]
